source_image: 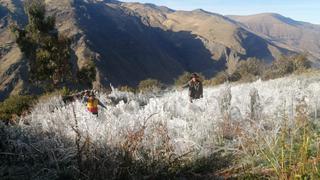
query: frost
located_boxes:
[3,74,320,178]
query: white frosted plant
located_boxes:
[1,73,320,178]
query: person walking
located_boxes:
[82,91,107,116]
[183,73,203,103]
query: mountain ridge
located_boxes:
[227,13,320,62]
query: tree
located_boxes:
[11,0,72,88]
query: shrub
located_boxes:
[138,79,164,93]
[235,57,265,82]
[262,54,311,80]
[77,61,96,87]
[227,71,242,82]
[292,54,311,72]
[273,56,294,75]
[0,95,36,121]
[118,85,136,93]
[203,72,228,86]
[237,58,265,76]
[253,101,320,179]
[262,68,280,80]
[175,72,205,86]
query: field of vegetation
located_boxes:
[1,71,320,179]
[1,1,319,178]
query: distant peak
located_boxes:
[256,13,302,26]
[122,2,174,13]
[257,13,282,17]
[229,13,303,26]
[193,8,205,12]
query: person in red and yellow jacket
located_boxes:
[82,91,106,116]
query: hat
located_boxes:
[191,73,199,78]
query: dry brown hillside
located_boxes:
[228,13,320,63]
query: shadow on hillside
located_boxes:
[236,28,292,64]
[73,1,226,86]
[0,121,233,180]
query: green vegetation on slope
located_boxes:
[205,54,311,86]
[0,95,35,123]
[77,60,96,88]
[138,78,164,93]
[11,0,75,90]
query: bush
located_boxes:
[262,68,280,80]
[205,58,266,86]
[77,61,96,87]
[228,71,242,82]
[262,54,311,80]
[252,101,320,179]
[138,79,164,93]
[175,72,205,86]
[204,72,228,86]
[0,95,36,121]
[235,57,265,82]
[238,58,264,76]
[118,85,136,93]
[292,54,311,72]
[273,56,294,74]
[205,54,311,86]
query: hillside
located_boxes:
[228,13,320,63]
[0,0,306,101]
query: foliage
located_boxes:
[11,0,72,88]
[77,61,96,87]
[203,71,228,86]
[263,54,311,80]
[0,119,230,179]
[292,54,311,72]
[1,72,320,179]
[236,57,265,82]
[263,56,295,80]
[246,100,320,179]
[204,58,265,86]
[0,95,36,122]
[118,85,136,93]
[174,72,205,86]
[205,55,311,87]
[138,78,164,93]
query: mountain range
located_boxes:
[1,0,320,100]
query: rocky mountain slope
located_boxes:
[0,0,316,100]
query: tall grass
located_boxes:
[229,99,320,179]
[1,72,320,179]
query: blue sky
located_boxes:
[121,0,320,24]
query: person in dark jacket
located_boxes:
[183,73,203,103]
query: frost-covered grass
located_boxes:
[1,74,320,179]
